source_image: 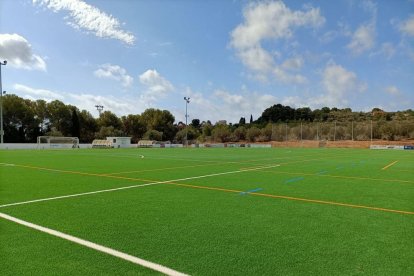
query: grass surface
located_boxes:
[1,147,413,275]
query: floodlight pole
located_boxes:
[316,122,319,141]
[95,105,104,116]
[370,120,373,144]
[0,60,7,144]
[351,121,354,141]
[285,122,288,146]
[184,97,190,147]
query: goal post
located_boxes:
[37,136,79,149]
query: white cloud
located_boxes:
[33,0,135,45]
[281,56,303,71]
[178,87,277,123]
[13,83,63,101]
[385,86,400,96]
[312,63,366,108]
[347,23,375,55]
[273,67,307,84]
[139,69,174,103]
[231,1,324,49]
[94,64,133,88]
[68,93,136,116]
[237,46,274,73]
[399,15,414,36]
[347,1,377,56]
[369,42,395,60]
[12,83,139,117]
[0,33,46,71]
[230,1,324,84]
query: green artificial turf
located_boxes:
[1,148,413,275]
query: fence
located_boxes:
[270,120,414,142]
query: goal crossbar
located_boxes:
[37,136,79,149]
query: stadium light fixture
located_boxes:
[95,105,104,116]
[0,60,7,144]
[184,97,190,147]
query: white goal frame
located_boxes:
[37,136,79,149]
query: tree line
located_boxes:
[2,94,414,143]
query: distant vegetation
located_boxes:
[2,94,414,143]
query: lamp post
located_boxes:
[184,97,190,147]
[0,60,7,144]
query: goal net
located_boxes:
[37,136,79,149]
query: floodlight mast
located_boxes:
[0,60,7,144]
[95,105,104,116]
[184,97,190,147]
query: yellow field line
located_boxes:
[107,154,350,176]
[106,162,223,175]
[168,183,414,215]
[3,162,413,215]
[261,170,414,184]
[7,163,157,183]
[381,160,399,171]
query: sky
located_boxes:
[0,0,413,123]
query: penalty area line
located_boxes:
[0,164,280,209]
[0,212,188,276]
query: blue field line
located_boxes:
[284,177,304,184]
[240,188,263,195]
[316,170,328,175]
[335,166,344,170]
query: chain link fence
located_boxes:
[270,121,414,142]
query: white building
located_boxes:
[106,137,131,148]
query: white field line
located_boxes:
[0,164,280,209]
[0,212,188,276]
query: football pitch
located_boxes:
[1,147,413,275]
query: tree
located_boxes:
[140,108,176,141]
[212,124,231,142]
[191,119,201,129]
[2,94,40,142]
[175,126,199,143]
[246,127,261,142]
[233,126,247,141]
[71,108,80,139]
[259,104,295,123]
[47,100,72,136]
[33,99,49,134]
[78,110,98,143]
[143,129,163,141]
[250,114,253,124]
[122,114,146,143]
[201,121,213,137]
[239,117,246,125]
[97,111,122,129]
[96,126,123,139]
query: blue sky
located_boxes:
[0,0,413,123]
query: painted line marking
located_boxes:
[0,163,15,166]
[382,160,398,170]
[316,170,328,175]
[284,177,304,184]
[240,166,275,171]
[240,188,263,195]
[262,170,414,184]
[0,164,280,208]
[170,183,414,215]
[0,212,188,276]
